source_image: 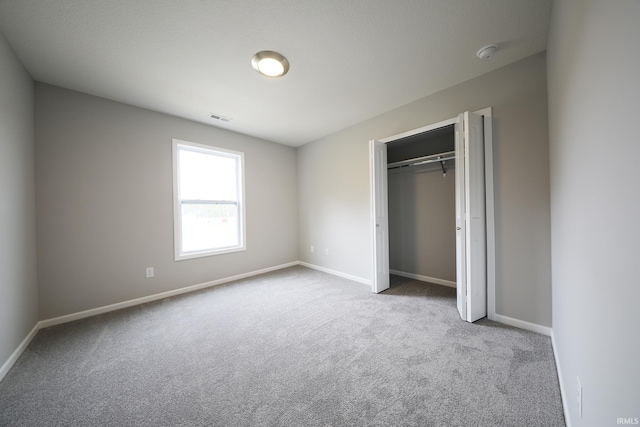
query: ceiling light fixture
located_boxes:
[251,51,289,77]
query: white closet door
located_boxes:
[455,112,487,322]
[455,115,467,321]
[370,139,390,293]
[464,111,487,322]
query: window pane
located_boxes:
[173,139,245,260]
[181,203,239,253]
[179,148,237,201]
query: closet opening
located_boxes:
[387,124,457,289]
[370,109,494,323]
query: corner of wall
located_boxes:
[0,32,39,382]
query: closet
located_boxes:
[371,111,489,323]
[386,125,457,288]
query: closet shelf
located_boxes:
[387,150,455,170]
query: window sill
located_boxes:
[175,245,246,261]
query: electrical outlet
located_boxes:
[325,248,329,255]
[146,267,154,278]
[310,245,314,253]
[577,377,582,418]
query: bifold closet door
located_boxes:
[455,112,487,322]
[370,139,390,293]
[455,116,467,320]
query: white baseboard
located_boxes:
[492,313,551,336]
[39,261,299,329]
[2,262,555,393]
[389,269,456,288]
[551,330,571,427]
[298,261,372,287]
[0,323,39,383]
[389,272,549,339]
[1,262,300,383]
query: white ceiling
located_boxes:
[0,0,551,147]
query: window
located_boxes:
[172,139,245,260]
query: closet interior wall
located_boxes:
[387,127,456,284]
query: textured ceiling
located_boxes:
[0,0,551,146]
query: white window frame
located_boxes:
[172,138,246,261]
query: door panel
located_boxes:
[371,140,390,293]
[455,114,467,321]
[464,112,487,322]
[456,112,487,322]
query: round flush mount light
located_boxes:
[476,44,498,60]
[251,50,290,77]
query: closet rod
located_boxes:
[387,150,455,170]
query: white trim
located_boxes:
[389,269,456,288]
[176,245,246,261]
[172,138,247,261]
[298,261,372,286]
[492,313,551,336]
[0,323,39,382]
[551,330,571,427]
[39,262,298,329]
[2,261,370,384]
[2,262,299,382]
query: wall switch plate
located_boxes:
[310,246,314,253]
[146,267,154,278]
[577,376,582,418]
[325,248,329,255]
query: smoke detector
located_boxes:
[476,44,498,60]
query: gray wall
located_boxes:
[388,163,456,282]
[35,84,298,319]
[0,35,38,366]
[547,0,640,425]
[298,52,551,326]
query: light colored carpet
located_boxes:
[0,266,565,426]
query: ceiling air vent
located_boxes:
[209,113,232,123]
